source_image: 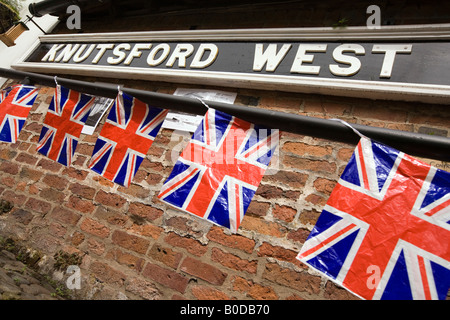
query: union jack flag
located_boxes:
[0,85,38,143]
[37,85,95,166]
[297,137,450,300]
[89,91,168,187]
[158,108,279,232]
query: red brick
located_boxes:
[43,174,68,191]
[90,261,126,286]
[164,216,203,237]
[337,147,355,162]
[86,238,105,255]
[240,215,287,238]
[66,195,95,214]
[37,158,61,172]
[70,231,85,246]
[127,223,163,239]
[258,242,299,264]
[11,209,34,225]
[206,226,255,254]
[211,247,257,274]
[49,207,81,226]
[95,190,127,208]
[284,156,337,173]
[232,276,278,300]
[353,104,408,122]
[272,204,296,222]
[19,167,43,182]
[1,176,16,188]
[145,173,163,185]
[117,184,148,199]
[264,170,308,189]
[246,201,270,217]
[106,248,145,272]
[39,188,65,202]
[305,194,327,207]
[125,277,162,300]
[142,262,188,293]
[69,183,96,200]
[80,218,110,238]
[62,166,89,181]
[263,262,321,295]
[148,243,183,269]
[180,256,227,285]
[51,222,67,237]
[0,148,17,160]
[314,178,337,195]
[94,206,128,227]
[26,197,52,214]
[15,153,38,165]
[128,202,163,222]
[255,184,301,200]
[283,142,332,157]
[299,209,321,226]
[191,285,231,300]
[0,162,19,175]
[287,228,311,245]
[164,232,207,257]
[112,230,150,254]
[324,281,361,300]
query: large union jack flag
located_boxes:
[37,85,95,166]
[88,91,168,187]
[297,137,450,300]
[0,85,39,143]
[158,108,279,232]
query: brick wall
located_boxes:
[1,0,449,301]
[0,78,448,300]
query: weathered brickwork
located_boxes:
[0,79,448,300]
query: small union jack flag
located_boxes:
[89,91,168,187]
[158,108,279,233]
[0,85,38,143]
[37,85,95,166]
[297,137,450,300]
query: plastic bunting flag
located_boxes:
[297,136,450,300]
[0,85,39,143]
[89,90,168,187]
[158,107,279,233]
[37,85,95,166]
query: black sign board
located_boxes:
[13,26,450,104]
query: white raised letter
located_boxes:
[190,44,218,69]
[330,44,365,76]
[166,44,194,68]
[124,43,152,65]
[372,44,412,78]
[55,44,81,63]
[73,44,96,63]
[253,44,292,72]
[291,44,327,75]
[107,43,131,65]
[41,44,65,62]
[92,44,114,64]
[147,43,171,66]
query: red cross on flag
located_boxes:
[158,108,279,232]
[88,91,168,187]
[36,85,95,166]
[297,137,450,300]
[0,85,38,143]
